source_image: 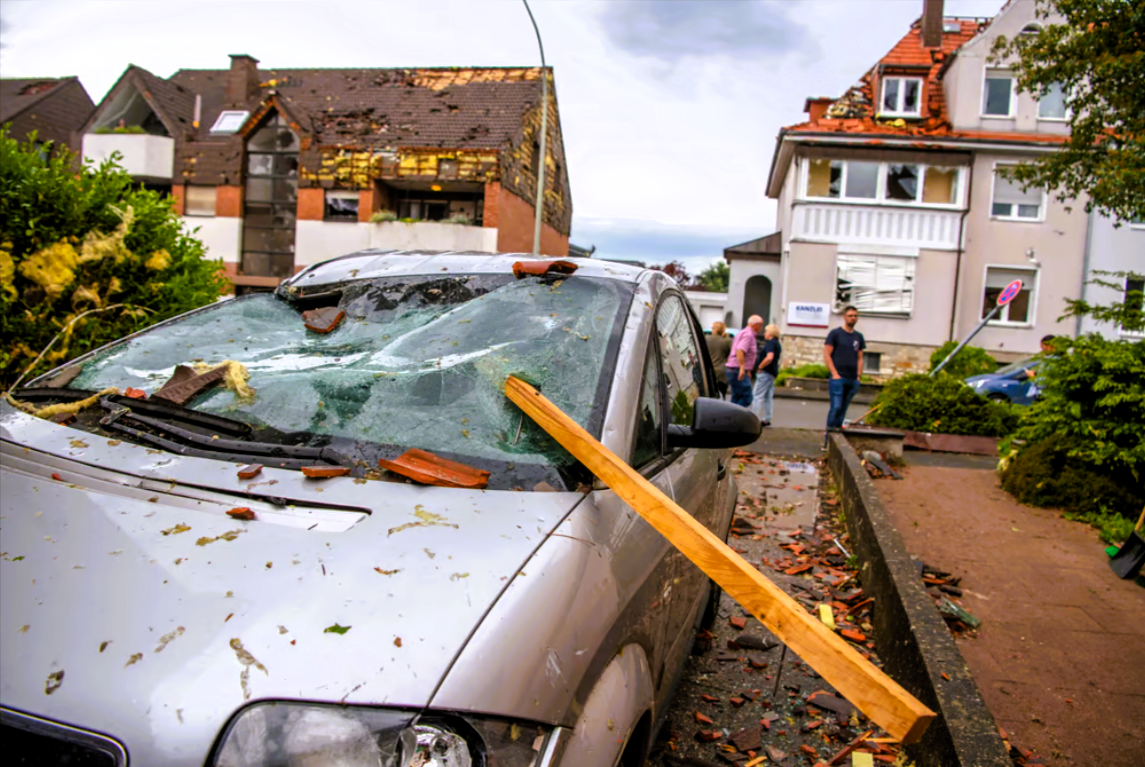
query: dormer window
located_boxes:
[880,77,923,117]
[210,110,250,134]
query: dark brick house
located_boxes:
[0,77,94,153]
[81,55,573,289]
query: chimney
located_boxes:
[921,0,944,49]
[804,97,834,123]
[226,54,261,107]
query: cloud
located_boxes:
[597,0,817,64]
[571,217,764,268]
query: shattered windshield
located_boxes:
[68,273,632,488]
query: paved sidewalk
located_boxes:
[878,466,1145,767]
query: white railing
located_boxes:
[793,203,962,250]
[83,134,175,180]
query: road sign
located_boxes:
[997,279,1023,307]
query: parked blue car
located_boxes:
[964,358,1041,405]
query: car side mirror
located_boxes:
[666,397,762,450]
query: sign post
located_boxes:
[931,279,1023,376]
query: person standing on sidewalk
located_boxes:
[752,324,781,427]
[727,315,763,408]
[705,321,732,399]
[823,306,865,442]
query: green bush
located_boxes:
[0,126,226,390]
[1001,435,1144,524]
[776,363,831,387]
[867,373,1019,437]
[928,341,997,379]
[93,125,147,135]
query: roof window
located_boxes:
[942,20,961,33]
[210,110,250,134]
[880,77,923,118]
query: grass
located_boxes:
[1063,509,1139,544]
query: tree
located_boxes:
[696,260,730,293]
[0,127,227,390]
[991,0,1145,222]
[649,260,696,288]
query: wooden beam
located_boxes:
[504,376,935,744]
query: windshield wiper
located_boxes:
[98,398,350,470]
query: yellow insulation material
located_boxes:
[5,387,120,419]
[0,242,16,300]
[192,361,255,401]
[78,205,134,265]
[19,241,79,299]
[145,249,171,271]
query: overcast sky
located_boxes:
[1,0,1004,272]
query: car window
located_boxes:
[655,294,707,428]
[994,358,1038,376]
[631,341,663,468]
[67,274,632,484]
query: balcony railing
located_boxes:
[793,203,962,250]
[83,133,175,180]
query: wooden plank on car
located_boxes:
[504,376,935,744]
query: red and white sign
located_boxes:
[997,279,1023,307]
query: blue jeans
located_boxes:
[752,372,775,423]
[728,367,753,408]
[827,377,861,429]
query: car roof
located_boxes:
[283,250,648,289]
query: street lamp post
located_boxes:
[522,0,547,255]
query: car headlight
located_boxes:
[212,702,551,767]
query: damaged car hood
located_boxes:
[0,406,584,764]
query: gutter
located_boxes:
[948,163,975,343]
[778,132,1065,154]
[1077,207,1095,337]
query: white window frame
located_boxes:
[835,253,916,317]
[802,158,964,208]
[1037,82,1069,121]
[981,265,1039,326]
[1128,215,1145,229]
[210,110,250,134]
[982,70,1016,118]
[990,163,1045,222]
[878,76,924,118]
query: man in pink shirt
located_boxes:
[726,314,763,407]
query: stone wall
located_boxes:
[778,332,938,381]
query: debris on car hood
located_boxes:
[511,259,579,279]
[378,448,491,489]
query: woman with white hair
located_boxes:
[752,323,781,427]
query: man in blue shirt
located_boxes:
[823,306,865,445]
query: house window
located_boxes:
[844,162,879,199]
[982,267,1036,324]
[807,159,842,198]
[836,254,915,316]
[324,190,359,221]
[184,185,216,217]
[880,77,922,117]
[1038,82,1067,119]
[922,166,959,204]
[863,352,882,374]
[885,164,920,201]
[210,110,250,134]
[805,159,962,207]
[991,167,1043,220]
[983,71,1014,116]
[397,198,448,221]
[530,140,540,180]
[438,159,458,180]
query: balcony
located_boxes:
[82,133,174,180]
[792,203,962,251]
[294,220,498,267]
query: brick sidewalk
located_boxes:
[878,466,1145,767]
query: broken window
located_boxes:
[324,190,360,222]
[184,186,217,217]
[836,254,915,316]
[656,295,707,428]
[991,166,1042,220]
[884,164,919,202]
[982,267,1035,323]
[844,162,879,199]
[68,273,633,489]
[983,72,1014,116]
[806,159,842,198]
[438,159,458,180]
[530,140,541,181]
[243,114,299,277]
[880,77,922,116]
[1037,82,1067,119]
[211,110,250,134]
[631,340,663,468]
[922,166,959,205]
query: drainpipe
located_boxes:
[1076,207,1095,337]
[948,162,974,343]
[523,0,548,255]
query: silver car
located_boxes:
[1,252,760,767]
